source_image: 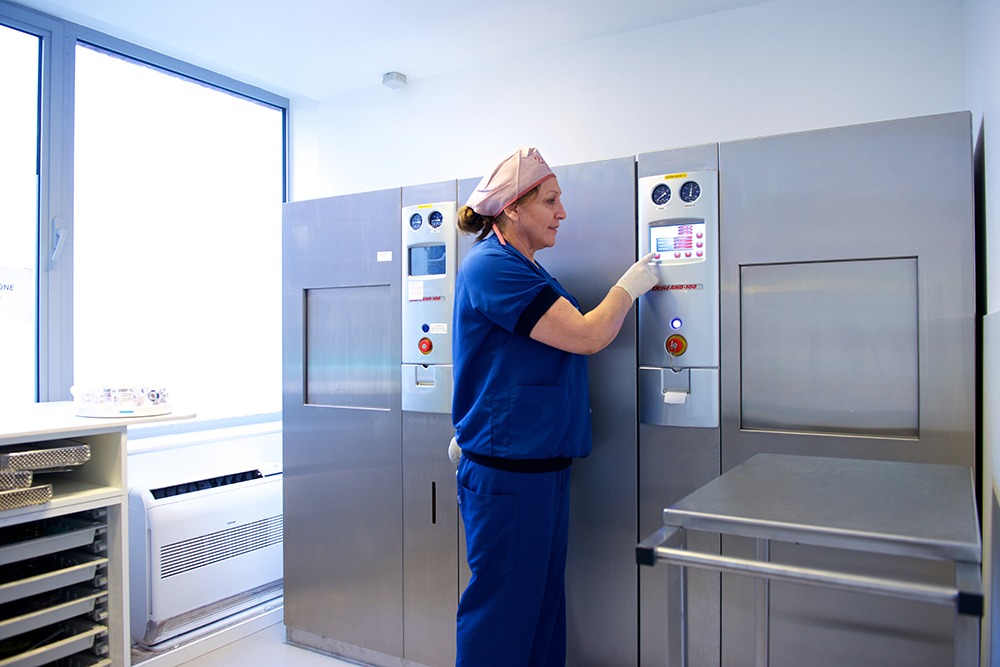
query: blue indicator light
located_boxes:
[422,324,430,333]
[670,318,683,330]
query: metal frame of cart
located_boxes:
[637,454,983,667]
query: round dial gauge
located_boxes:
[429,211,444,228]
[679,181,701,203]
[651,183,671,206]
[409,213,423,230]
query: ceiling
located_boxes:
[11,0,771,101]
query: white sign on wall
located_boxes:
[0,267,35,404]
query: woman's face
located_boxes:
[506,176,566,255]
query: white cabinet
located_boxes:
[0,403,191,667]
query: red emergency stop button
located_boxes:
[418,337,433,355]
[665,334,687,356]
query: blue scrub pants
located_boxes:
[455,456,571,667]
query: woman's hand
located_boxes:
[615,252,658,301]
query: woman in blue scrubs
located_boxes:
[452,147,657,666]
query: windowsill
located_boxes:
[126,412,282,453]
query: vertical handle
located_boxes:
[431,481,437,524]
[50,217,67,262]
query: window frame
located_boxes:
[0,1,289,412]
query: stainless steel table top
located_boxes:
[663,453,981,562]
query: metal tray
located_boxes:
[0,554,107,605]
[0,486,52,513]
[0,520,102,567]
[53,657,111,667]
[0,471,32,492]
[0,442,91,472]
[0,588,106,641]
[0,620,105,667]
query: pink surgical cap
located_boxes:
[465,147,556,217]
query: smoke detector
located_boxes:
[382,71,407,89]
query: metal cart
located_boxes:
[637,454,983,666]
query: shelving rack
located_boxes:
[0,402,192,667]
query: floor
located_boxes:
[176,622,360,667]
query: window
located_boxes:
[73,45,284,420]
[0,23,40,404]
[0,2,288,422]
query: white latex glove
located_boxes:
[448,437,462,465]
[615,252,659,301]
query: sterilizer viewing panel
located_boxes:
[740,257,918,437]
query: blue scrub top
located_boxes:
[452,234,592,460]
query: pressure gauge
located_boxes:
[429,211,444,228]
[409,213,423,230]
[680,181,701,203]
[651,183,671,206]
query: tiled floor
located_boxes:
[176,622,360,667]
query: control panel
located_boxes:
[637,170,719,427]
[401,201,457,413]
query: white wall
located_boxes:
[289,0,966,200]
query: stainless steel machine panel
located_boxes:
[282,188,404,660]
[401,197,457,415]
[720,111,975,470]
[637,167,720,430]
[544,156,639,667]
[637,143,722,667]
[717,112,976,667]
[401,180,460,667]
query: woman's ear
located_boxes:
[502,205,519,222]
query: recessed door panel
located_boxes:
[740,258,918,437]
[305,285,393,410]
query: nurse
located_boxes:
[451,147,657,666]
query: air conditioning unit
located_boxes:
[128,462,283,648]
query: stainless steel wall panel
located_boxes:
[455,176,480,603]
[546,156,639,667]
[639,424,721,667]
[717,112,977,666]
[719,111,976,470]
[402,409,458,667]
[401,180,459,667]
[637,143,719,180]
[282,188,404,659]
[637,144,722,667]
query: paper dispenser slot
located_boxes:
[415,364,436,387]
[402,364,453,414]
[660,368,690,404]
[639,367,719,428]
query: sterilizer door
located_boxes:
[282,188,404,660]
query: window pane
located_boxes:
[74,45,283,419]
[0,24,40,405]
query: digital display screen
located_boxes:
[409,244,446,276]
[650,221,707,262]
